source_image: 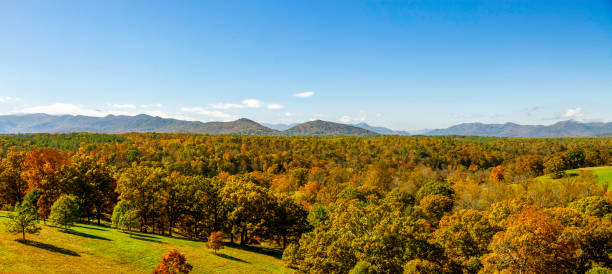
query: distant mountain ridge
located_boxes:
[427,120,612,137]
[2,114,610,137]
[352,122,410,135]
[0,114,377,136]
[284,120,377,136]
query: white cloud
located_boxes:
[112,104,136,109]
[339,110,367,124]
[141,103,163,108]
[562,108,584,118]
[211,98,264,109]
[180,107,235,121]
[211,103,242,109]
[0,97,21,103]
[242,99,263,108]
[267,104,284,110]
[294,91,314,98]
[18,103,108,117]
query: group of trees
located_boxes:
[0,133,611,273]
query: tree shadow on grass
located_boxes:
[16,239,80,257]
[62,229,112,241]
[130,235,165,244]
[226,243,283,259]
[214,253,250,264]
[119,231,162,240]
[74,225,108,232]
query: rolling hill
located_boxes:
[284,120,378,136]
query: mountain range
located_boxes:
[427,120,612,137]
[0,114,377,136]
[0,114,610,137]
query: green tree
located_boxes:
[121,209,140,233]
[49,194,80,230]
[544,153,568,179]
[434,209,500,273]
[270,194,310,248]
[117,164,165,233]
[58,155,116,225]
[568,196,612,219]
[111,200,140,232]
[566,148,586,169]
[6,201,41,241]
[416,180,454,201]
[22,189,43,211]
[221,175,274,245]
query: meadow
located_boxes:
[0,213,289,274]
[537,166,612,190]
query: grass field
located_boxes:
[537,166,612,190]
[0,214,291,273]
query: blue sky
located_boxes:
[0,0,611,130]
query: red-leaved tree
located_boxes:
[153,249,193,274]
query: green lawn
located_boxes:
[0,214,291,273]
[537,166,612,190]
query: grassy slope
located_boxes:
[537,166,612,190]
[0,215,290,274]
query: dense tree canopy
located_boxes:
[0,133,610,273]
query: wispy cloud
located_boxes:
[112,104,136,109]
[340,110,367,123]
[0,97,22,103]
[294,91,314,98]
[212,98,264,109]
[180,107,235,121]
[9,103,195,120]
[141,103,163,108]
[267,104,284,110]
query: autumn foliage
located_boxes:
[206,231,224,253]
[153,249,193,274]
[0,133,610,273]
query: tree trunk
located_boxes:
[96,207,101,225]
[240,226,247,246]
[22,229,25,241]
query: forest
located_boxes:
[0,133,611,273]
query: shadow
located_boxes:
[214,253,250,264]
[74,225,108,231]
[130,236,164,244]
[16,239,80,256]
[226,243,283,259]
[120,231,161,239]
[63,230,111,241]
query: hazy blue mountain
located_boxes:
[352,123,410,135]
[261,122,299,131]
[426,120,612,137]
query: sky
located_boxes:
[0,0,611,131]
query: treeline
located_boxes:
[0,133,611,273]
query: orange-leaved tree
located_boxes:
[153,249,193,274]
[206,231,224,254]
